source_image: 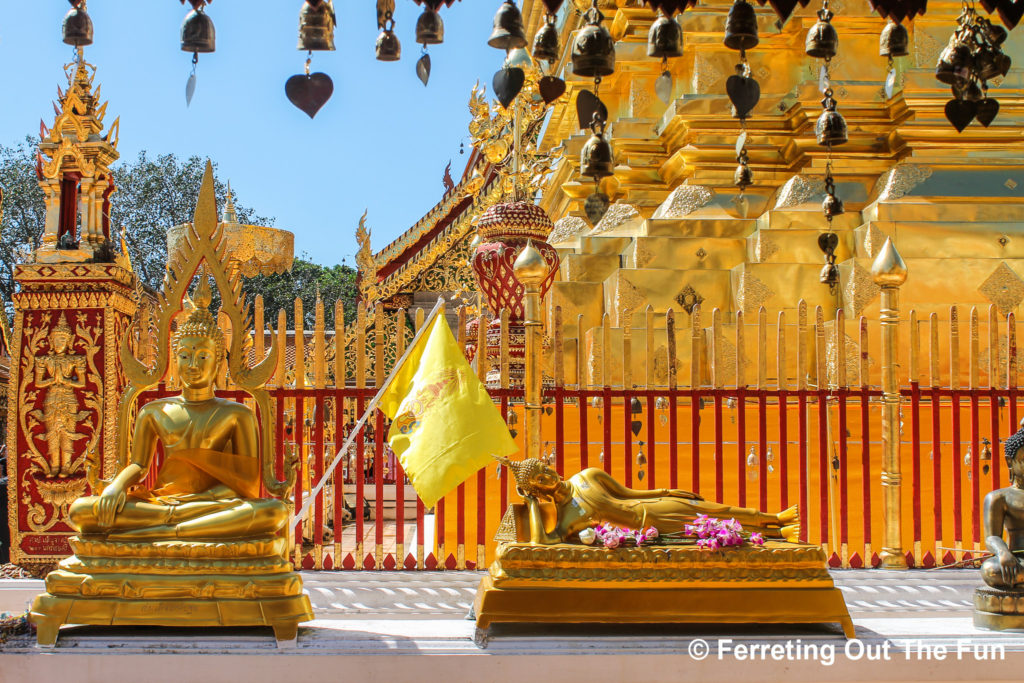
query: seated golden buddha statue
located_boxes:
[975,423,1024,630]
[31,165,311,646]
[69,281,287,542]
[980,426,1024,590]
[499,457,799,544]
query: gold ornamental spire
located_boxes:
[35,56,120,263]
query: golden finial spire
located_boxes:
[871,237,908,287]
[222,181,239,224]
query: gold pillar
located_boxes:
[872,238,908,570]
[513,240,547,461]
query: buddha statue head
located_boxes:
[499,456,563,497]
[172,272,224,391]
[1003,423,1024,488]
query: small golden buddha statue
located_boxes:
[500,457,799,545]
[68,277,287,542]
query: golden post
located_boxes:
[872,237,908,570]
[513,240,547,463]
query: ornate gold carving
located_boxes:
[913,27,944,69]
[871,164,933,202]
[652,185,713,219]
[675,284,704,315]
[753,232,780,263]
[355,210,377,298]
[774,175,825,209]
[844,261,881,316]
[691,52,724,95]
[980,262,1024,314]
[15,312,102,529]
[549,216,589,245]
[591,203,641,234]
[629,77,651,117]
[826,331,867,387]
[614,276,646,327]
[863,223,887,259]
[737,271,775,314]
[490,541,834,586]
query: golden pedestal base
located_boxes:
[973,587,1024,631]
[474,540,855,638]
[29,536,314,647]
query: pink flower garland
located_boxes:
[684,514,765,549]
[592,523,659,549]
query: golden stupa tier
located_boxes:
[525,0,1024,386]
[31,536,312,646]
[475,537,854,637]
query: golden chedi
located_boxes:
[30,162,312,646]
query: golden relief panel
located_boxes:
[14,311,103,536]
[979,262,1024,315]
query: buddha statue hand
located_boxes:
[997,550,1020,586]
[95,482,127,528]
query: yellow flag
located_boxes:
[379,312,518,507]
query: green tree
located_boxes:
[246,257,359,329]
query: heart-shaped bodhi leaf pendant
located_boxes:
[576,89,608,129]
[493,67,525,109]
[726,74,760,119]
[538,75,566,105]
[944,98,976,133]
[285,72,334,119]
[584,191,610,225]
[975,98,999,127]
[416,53,431,86]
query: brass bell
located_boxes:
[975,49,1001,82]
[488,0,528,50]
[297,0,335,51]
[815,97,847,146]
[376,27,401,62]
[822,193,844,217]
[819,263,840,287]
[962,80,983,102]
[985,22,1008,47]
[63,3,93,47]
[995,52,1012,78]
[879,21,908,58]
[724,0,759,52]
[580,132,614,179]
[734,163,753,189]
[648,14,683,59]
[533,20,560,63]
[935,43,970,85]
[572,6,615,78]
[805,9,838,60]
[181,8,216,54]
[415,8,444,46]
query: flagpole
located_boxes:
[295,296,446,524]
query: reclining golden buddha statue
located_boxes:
[476,456,854,639]
[499,456,799,544]
[30,163,312,646]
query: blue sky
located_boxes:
[0,1,503,267]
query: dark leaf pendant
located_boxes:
[944,98,976,132]
[538,75,566,105]
[976,98,999,127]
[576,89,608,129]
[416,53,431,86]
[726,74,760,120]
[493,67,525,109]
[285,72,334,119]
[584,191,610,225]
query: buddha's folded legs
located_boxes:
[981,555,1024,590]
[69,496,288,540]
